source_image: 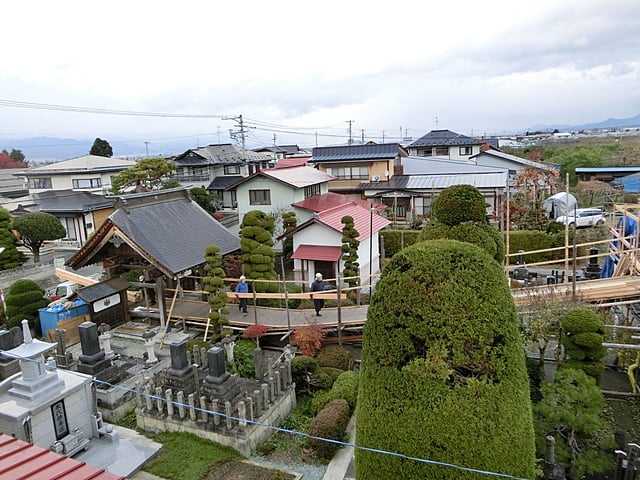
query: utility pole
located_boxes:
[144,142,149,157]
[224,114,248,151]
[346,120,354,145]
[361,129,365,144]
[382,130,385,142]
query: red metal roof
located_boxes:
[292,192,385,214]
[291,245,342,261]
[317,203,391,241]
[0,434,126,480]
[275,157,309,168]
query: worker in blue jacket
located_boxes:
[235,275,249,314]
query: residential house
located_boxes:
[470,149,552,177]
[16,155,135,194]
[172,144,273,209]
[0,169,28,200]
[360,157,508,226]
[279,194,390,285]
[228,165,335,225]
[66,187,240,293]
[575,166,640,183]
[310,143,408,197]
[253,144,304,161]
[407,129,482,160]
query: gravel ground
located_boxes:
[249,456,327,480]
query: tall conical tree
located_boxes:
[341,215,360,287]
[0,206,22,269]
[203,244,229,339]
[239,210,277,293]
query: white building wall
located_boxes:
[236,177,298,222]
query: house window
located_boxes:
[434,147,449,156]
[304,184,321,198]
[72,178,102,189]
[325,167,368,180]
[459,146,472,156]
[29,177,52,189]
[59,217,76,240]
[249,189,271,205]
[224,165,240,175]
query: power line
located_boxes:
[1,350,532,480]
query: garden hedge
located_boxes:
[312,370,359,414]
[316,345,355,371]
[379,230,420,258]
[355,239,535,480]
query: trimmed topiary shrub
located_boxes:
[320,366,344,384]
[5,279,49,335]
[308,399,350,460]
[355,239,535,480]
[561,307,606,383]
[316,345,355,371]
[312,370,359,414]
[432,184,488,226]
[419,221,505,263]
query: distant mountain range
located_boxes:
[3,112,640,163]
[527,112,640,133]
[0,136,200,163]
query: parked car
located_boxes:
[556,208,607,228]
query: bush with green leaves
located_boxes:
[561,307,607,382]
[534,368,614,478]
[355,239,535,480]
[291,355,319,391]
[312,370,358,414]
[203,244,229,339]
[5,279,49,334]
[316,345,355,371]
[308,399,351,460]
[432,184,488,226]
[239,210,277,293]
[229,339,257,378]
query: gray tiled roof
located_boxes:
[208,176,244,190]
[359,172,507,191]
[408,129,482,147]
[109,195,240,274]
[401,156,506,175]
[77,277,130,303]
[33,190,115,213]
[311,143,406,162]
[174,144,272,166]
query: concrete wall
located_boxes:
[136,387,296,457]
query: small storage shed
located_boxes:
[77,277,131,329]
[543,192,577,219]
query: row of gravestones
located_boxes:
[137,339,293,432]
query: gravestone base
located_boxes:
[163,368,197,396]
[77,357,113,376]
[202,375,242,404]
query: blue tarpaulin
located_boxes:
[601,215,637,278]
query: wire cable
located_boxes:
[1,348,533,479]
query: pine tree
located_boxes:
[239,210,277,293]
[202,244,229,339]
[341,215,360,287]
[90,138,113,157]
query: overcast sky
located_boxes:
[1,0,639,151]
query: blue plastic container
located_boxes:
[39,303,90,338]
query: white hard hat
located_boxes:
[315,273,322,278]
[239,275,246,281]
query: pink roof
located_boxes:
[292,192,377,213]
[317,203,391,241]
[260,165,334,188]
[291,245,342,261]
[0,433,126,480]
[275,157,309,168]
